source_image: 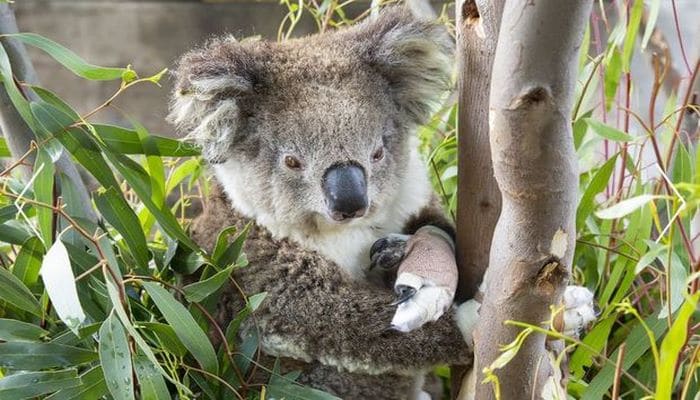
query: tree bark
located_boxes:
[473,1,592,399]
[0,3,96,222]
[452,0,504,398]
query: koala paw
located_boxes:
[561,285,597,337]
[390,272,452,332]
[369,233,410,272]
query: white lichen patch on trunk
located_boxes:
[550,228,567,259]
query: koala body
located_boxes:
[171,8,473,400]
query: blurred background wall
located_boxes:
[14,0,334,136]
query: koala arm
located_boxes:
[230,231,474,375]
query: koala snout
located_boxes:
[323,163,368,221]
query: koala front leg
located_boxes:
[235,237,476,375]
[370,226,458,332]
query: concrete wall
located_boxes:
[15,1,329,135]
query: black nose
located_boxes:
[323,163,368,221]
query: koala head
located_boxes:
[169,7,452,235]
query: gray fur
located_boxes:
[171,7,469,400]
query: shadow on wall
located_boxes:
[15,1,335,136]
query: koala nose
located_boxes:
[323,163,368,221]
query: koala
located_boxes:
[169,7,595,400]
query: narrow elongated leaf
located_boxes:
[0,369,80,399]
[94,187,149,268]
[103,272,192,395]
[12,236,44,287]
[135,355,170,400]
[621,0,643,71]
[585,118,634,142]
[576,155,617,229]
[99,313,135,400]
[0,318,48,341]
[97,142,199,250]
[142,282,218,374]
[7,33,126,80]
[32,147,55,246]
[657,293,700,398]
[45,366,108,400]
[0,264,42,316]
[183,265,235,303]
[94,124,199,156]
[0,136,10,157]
[40,240,86,334]
[215,224,250,268]
[595,195,662,220]
[658,252,688,319]
[138,322,187,357]
[56,126,120,189]
[0,342,97,370]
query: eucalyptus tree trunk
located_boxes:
[452,0,504,397]
[473,1,592,398]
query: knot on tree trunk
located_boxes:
[533,258,568,298]
[507,86,552,110]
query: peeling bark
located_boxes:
[473,1,592,398]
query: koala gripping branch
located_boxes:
[473,1,592,399]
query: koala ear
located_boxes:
[355,8,454,125]
[168,37,260,163]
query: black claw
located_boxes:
[390,285,416,306]
[370,237,390,259]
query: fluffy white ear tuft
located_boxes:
[168,37,258,163]
[356,7,454,125]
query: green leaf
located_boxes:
[31,86,80,120]
[93,124,199,157]
[583,316,667,400]
[142,282,219,374]
[12,236,44,287]
[215,223,250,269]
[99,313,135,400]
[0,264,42,317]
[0,221,33,245]
[53,125,120,190]
[603,49,623,111]
[576,155,617,229]
[584,118,634,142]
[134,354,171,400]
[570,316,615,377]
[657,293,699,398]
[0,42,40,135]
[103,272,191,396]
[32,147,55,247]
[97,141,200,251]
[0,369,80,399]
[6,33,126,80]
[45,366,108,400]
[137,322,187,358]
[671,143,693,184]
[0,318,48,341]
[595,195,662,220]
[0,342,97,370]
[621,0,643,72]
[183,265,235,303]
[94,187,150,268]
[40,240,86,334]
[658,252,688,319]
[268,359,340,400]
[0,136,10,157]
[633,242,666,274]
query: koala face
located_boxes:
[169,7,452,234]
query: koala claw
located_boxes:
[390,285,417,306]
[561,285,597,337]
[369,233,410,271]
[390,273,452,332]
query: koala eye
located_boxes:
[284,155,303,170]
[371,146,384,163]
